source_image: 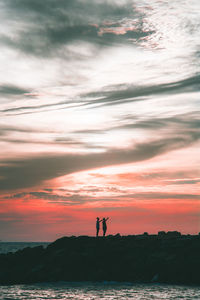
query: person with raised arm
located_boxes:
[102,217,109,236]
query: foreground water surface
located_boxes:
[0,282,200,300]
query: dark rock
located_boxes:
[151,273,159,282]
[0,234,200,285]
[158,231,166,236]
[166,231,181,237]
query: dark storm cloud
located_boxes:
[1,0,149,57]
[0,133,199,191]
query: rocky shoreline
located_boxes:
[0,232,200,285]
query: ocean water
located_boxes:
[0,242,49,254]
[0,282,200,300]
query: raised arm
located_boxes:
[106,217,109,221]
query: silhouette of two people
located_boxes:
[96,217,109,237]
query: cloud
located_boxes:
[0,100,75,115]
[80,74,200,108]
[0,84,29,96]
[0,133,199,191]
[117,192,200,200]
[0,135,88,147]
[0,125,50,134]
[1,0,150,57]
[6,191,87,205]
[2,74,200,117]
[115,170,200,182]
[4,190,123,205]
[5,190,199,208]
[166,179,200,185]
[73,112,200,134]
[121,113,200,131]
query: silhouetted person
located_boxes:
[102,217,109,236]
[96,217,102,237]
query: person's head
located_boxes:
[97,217,99,220]
[103,218,105,220]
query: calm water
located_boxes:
[0,242,49,254]
[0,282,200,300]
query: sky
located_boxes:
[0,0,200,241]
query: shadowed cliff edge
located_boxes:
[0,232,200,285]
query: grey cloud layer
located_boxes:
[6,191,87,205]
[1,0,148,57]
[2,73,200,117]
[4,190,199,205]
[2,74,200,116]
[0,134,199,191]
[74,112,200,135]
[80,74,200,108]
[0,85,29,96]
[0,111,199,152]
[167,179,200,185]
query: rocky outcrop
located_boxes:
[0,233,200,285]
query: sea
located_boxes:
[0,282,200,300]
[0,242,50,255]
[0,242,200,299]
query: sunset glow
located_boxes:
[0,0,199,241]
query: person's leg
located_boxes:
[96,227,99,237]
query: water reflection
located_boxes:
[0,282,200,300]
